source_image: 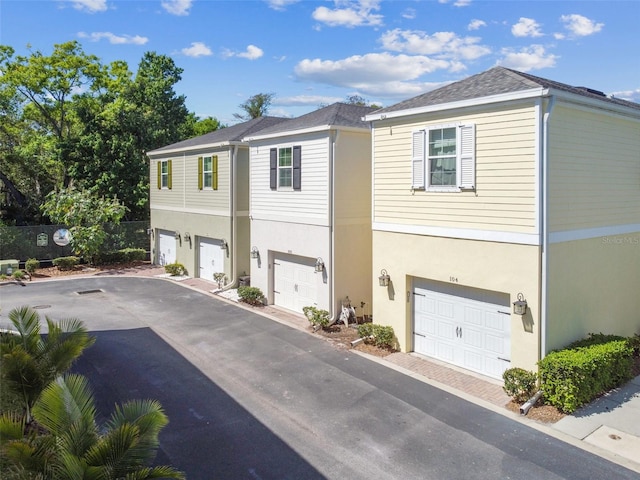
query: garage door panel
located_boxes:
[158,232,176,266]
[414,279,511,380]
[273,254,318,314]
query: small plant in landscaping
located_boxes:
[25,258,40,275]
[52,256,79,271]
[357,323,396,349]
[11,270,27,281]
[238,286,265,306]
[213,272,226,288]
[503,368,538,403]
[164,262,187,276]
[303,306,331,329]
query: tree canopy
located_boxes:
[0,41,203,224]
[233,92,275,120]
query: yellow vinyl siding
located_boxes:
[373,104,538,233]
[548,105,640,231]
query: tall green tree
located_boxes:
[233,92,275,120]
[41,187,127,264]
[0,306,95,423]
[0,374,184,479]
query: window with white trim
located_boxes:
[412,123,475,191]
[157,160,172,189]
[270,146,302,190]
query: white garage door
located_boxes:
[199,238,226,282]
[157,231,176,266]
[413,279,511,380]
[273,254,318,314]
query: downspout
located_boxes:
[540,95,556,363]
[222,144,239,290]
[329,129,337,321]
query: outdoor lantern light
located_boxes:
[184,232,191,243]
[513,293,528,315]
[378,269,390,287]
[251,246,259,259]
[174,231,181,241]
[314,257,325,273]
[221,239,229,251]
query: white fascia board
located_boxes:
[364,88,545,122]
[549,89,640,120]
[147,141,236,157]
[244,124,369,142]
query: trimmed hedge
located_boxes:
[539,334,633,413]
[95,248,147,265]
[237,286,265,306]
[357,323,396,349]
[503,368,538,403]
[303,306,330,328]
[164,263,187,276]
[52,256,80,270]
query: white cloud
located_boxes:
[275,95,343,106]
[161,0,192,16]
[68,0,107,13]
[610,88,640,103]
[181,42,212,57]
[512,17,543,38]
[294,52,455,97]
[77,31,148,45]
[468,19,486,31]
[223,45,264,60]
[312,0,383,28]
[497,45,558,72]
[560,14,604,37]
[379,29,491,61]
[265,0,300,10]
[402,8,416,20]
[438,0,471,6]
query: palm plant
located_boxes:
[0,306,96,422]
[0,374,184,479]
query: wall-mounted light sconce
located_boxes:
[378,269,390,287]
[250,246,260,259]
[221,239,229,251]
[513,292,528,315]
[146,228,152,235]
[174,231,181,241]
[184,232,191,243]
[314,257,325,273]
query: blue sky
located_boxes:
[2,0,639,125]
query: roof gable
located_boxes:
[372,67,640,116]
[247,102,376,138]
[148,116,289,154]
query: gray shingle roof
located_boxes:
[373,67,640,115]
[247,102,376,138]
[148,116,289,154]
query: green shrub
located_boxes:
[303,306,330,329]
[626,334,640,357]
[25,258,40,275]
[357,323,396,349]
[12,269,27,280]
[237,286,265,306]
[164,263,187,276]
[539,338,633,413]
[95,248,147,265]
[566,332,626,349]
[52,256,80,270]
[503,368,538,403]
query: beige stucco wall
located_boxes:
[546,233,640,351]
[150,209,231,279]
[372,230,541,371]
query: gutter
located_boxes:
[222,144,239,291]
[328,129,337,321]
[540,95,556,362]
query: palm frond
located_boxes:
[8,306,40,352]
[32,374,97,438]
[0,411,26,444]
[123,465,186,479]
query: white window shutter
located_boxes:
[458,123,475,189]
[412,130,425,189]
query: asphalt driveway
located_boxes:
[2,277,638,479]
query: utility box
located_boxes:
[239,275,251,287]
[0,259,19,275]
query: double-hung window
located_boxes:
[198,155,218,190]
[157,160,172,189]
[412,123,475,191]
[270,146,301,190]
